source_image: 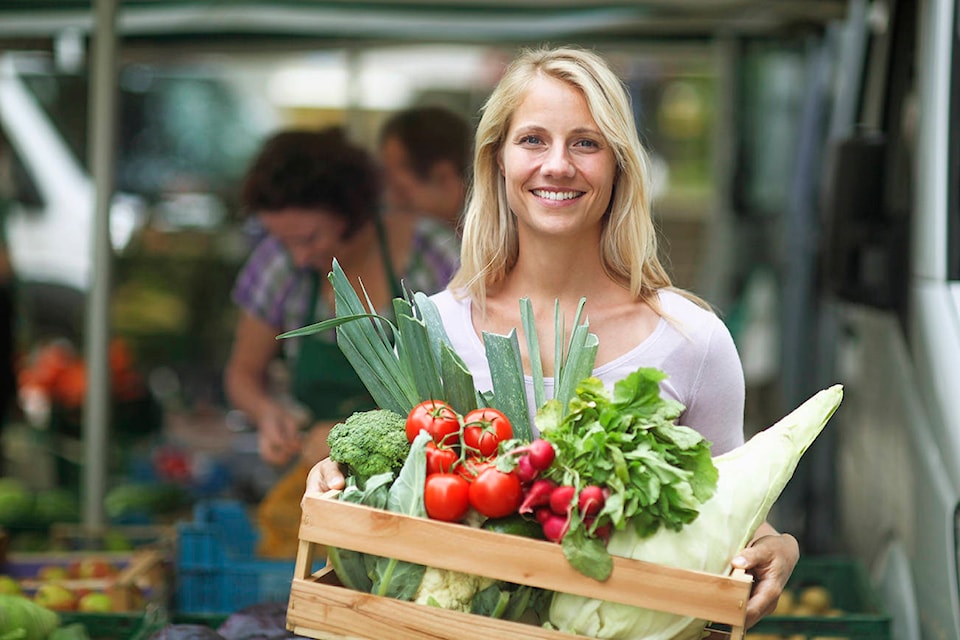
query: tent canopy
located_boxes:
[0,0,849,527]
[0,1,848,45]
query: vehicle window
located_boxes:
[19,63,267,210]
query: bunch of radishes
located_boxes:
[505,439,610,543]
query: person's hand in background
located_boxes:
[256,404,304,465]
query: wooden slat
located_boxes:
[298,494,752,626]
[287,578,587,640]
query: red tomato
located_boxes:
[455,455,495,482]
[424,473,470,522]
[426,441,459,475]
[406,400,460,445]
[468,467,523,518]
[462,408,513,457]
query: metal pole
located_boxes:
[83,0,118,528]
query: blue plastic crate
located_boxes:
[175,500,315,614]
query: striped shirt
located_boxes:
[232,216,460,359]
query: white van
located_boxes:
[0,50,273,340]
[818,0,959,638]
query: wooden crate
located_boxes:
[7,548,168,611]
[287,492,754,640]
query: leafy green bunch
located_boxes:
[536,367,719,580]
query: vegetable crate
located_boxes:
[2,548,169,611]
[748,556,892,639]
[286,492,755,640]
[57,612,146,640]
[175,500,302,614]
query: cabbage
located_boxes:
[0,594,60,640]
[547,385,843,639]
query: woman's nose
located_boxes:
[541,145,575,178]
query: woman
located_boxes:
[226,127,460,468]
[225,128,460,557]
[304,48,797,626]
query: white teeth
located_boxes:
[533,189,581,201]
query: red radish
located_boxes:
[519,478,557,514]
[525,439,556,470]
[541,513,570,542]
[549,485,577,516]
[534,506,552,524]
[516,455,538,484]
[578,485,605,517]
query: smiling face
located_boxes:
[499,74,617,241]
[260,207,348,271]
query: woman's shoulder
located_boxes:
[657,288,730,337]
[429,288,468,311]
[659,288,717,318]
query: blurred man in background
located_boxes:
[378,105,473,232]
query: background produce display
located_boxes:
[0,549,169,614]
[745,557,892,640]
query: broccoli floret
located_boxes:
[327,409,411,479]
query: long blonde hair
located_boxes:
[449,46,677,312]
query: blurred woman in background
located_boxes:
[225,127,459,555]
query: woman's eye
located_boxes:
[518,135,543,145]
[574,139,600,149]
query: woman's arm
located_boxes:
[225,311,304,465]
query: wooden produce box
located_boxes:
[4,548,169,612]
[287,492,754,640]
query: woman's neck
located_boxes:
[501,233,611,303]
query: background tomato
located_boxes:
[426,441,459,475]
[462,408,512,457]
[406,400,460,445]
[468,467,523,518]
[424,473,470,522]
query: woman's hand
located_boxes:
[302,458,346,505]
[731,527,800,628]
[257,406,304,466]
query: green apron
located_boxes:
[290,216,402,421]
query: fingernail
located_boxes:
[731,555,746,567]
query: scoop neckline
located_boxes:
[458,292,668,383]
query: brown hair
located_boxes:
[241,127,381,238]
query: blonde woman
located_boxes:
[305,46,798,627]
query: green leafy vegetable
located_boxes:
[0,594,60,640]
[482,329,532,442]
[276,260,481,416]
[536,367,719,580]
